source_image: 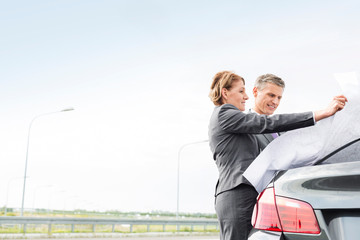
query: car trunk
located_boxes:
[273,161,360,240]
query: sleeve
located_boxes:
[218,104,315,134]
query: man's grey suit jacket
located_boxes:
[208,104,314,196]
[254,133,275,153]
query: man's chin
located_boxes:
[266,109,276,115]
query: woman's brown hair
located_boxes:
[209,71,245,106]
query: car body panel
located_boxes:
[325,211,360,239]
[248,229,283,240]
[273,161,360,209]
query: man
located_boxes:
[251,74,285,150]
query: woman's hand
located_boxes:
[314,95,348,122]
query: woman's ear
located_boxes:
[221,88,228,102]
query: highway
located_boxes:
[30,237,219,240]
[0,233,219,240]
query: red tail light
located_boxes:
[251,187,282,231]
[252,187,320,234]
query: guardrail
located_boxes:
[0,216,219,234]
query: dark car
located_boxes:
[249,138,360,240]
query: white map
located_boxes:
[243,72,360,193]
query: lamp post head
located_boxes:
[61,107,74,112]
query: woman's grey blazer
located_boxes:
[208,104,315,196]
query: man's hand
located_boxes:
[314,95,348,122]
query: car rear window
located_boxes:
[318,138,360,165]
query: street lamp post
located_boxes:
[20,108,74,217]
[176,140,209,219]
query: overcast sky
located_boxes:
[1,0,359,214]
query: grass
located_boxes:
[0,209,219,235]
[0,224,219,234]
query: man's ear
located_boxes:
[221,88,228,101]
[253,87,258,97]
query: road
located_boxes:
[0,237,219,240]
[31,237,218,240]
[0,233,219,240]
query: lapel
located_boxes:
[263,133,275,143]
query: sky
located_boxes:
[1,0,359,214]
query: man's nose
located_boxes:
[273,97,280,105]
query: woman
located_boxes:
[208,71,347,240]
